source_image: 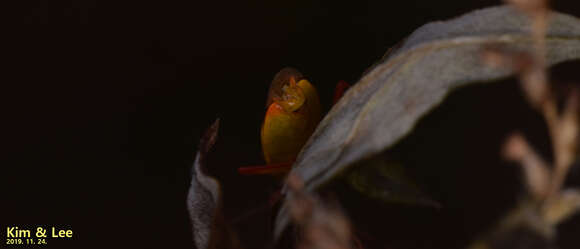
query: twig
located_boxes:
[500,0,578,206]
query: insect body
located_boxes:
[261,68,322,165]
[238,68,349,176]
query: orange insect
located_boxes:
[238,68,348,176]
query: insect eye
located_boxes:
[279,84,305,112]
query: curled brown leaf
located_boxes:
[186,119,241,249]
[286,174,356,249]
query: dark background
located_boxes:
[5,1,580,249]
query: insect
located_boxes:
[238,68,348,176]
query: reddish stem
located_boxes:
[237,162,293,175]
[333,80,351,105]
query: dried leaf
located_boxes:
[345,157,440,207]
[275,5,580,238]
[186,119,240,249]
[286,174,354,249]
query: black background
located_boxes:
[5,1,580,249]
